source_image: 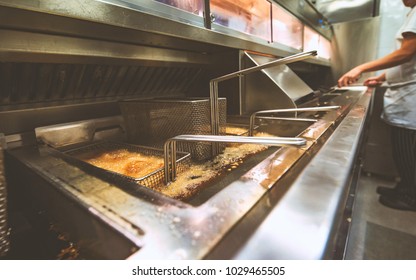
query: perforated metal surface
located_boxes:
[0,63,203,109]
[65,141,190,189]
[0,138,10,257]
[119,98,227,161]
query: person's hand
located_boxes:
[363,77,383,87]
[337,67,362,87]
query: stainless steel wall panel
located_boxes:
[331,17,380,83]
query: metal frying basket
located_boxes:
[64,141,191,189]
[119,98,227,161]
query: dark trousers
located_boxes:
[391,125,416,197]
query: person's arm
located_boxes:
[338,32,416,87]
[363,72,386,87]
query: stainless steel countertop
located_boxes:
[235,87,372,259]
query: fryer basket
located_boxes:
[64,141,190,189]
[119,98,227,161]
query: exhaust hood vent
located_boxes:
[312,0,379,23]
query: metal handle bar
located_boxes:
[163,134,307,185]
[209,51,318,156]
[249,105,340,136]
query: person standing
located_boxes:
[338,0,416,211]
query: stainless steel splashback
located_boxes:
[240,51,313,114]
[245,52,313,100]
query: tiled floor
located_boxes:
[345,174,416,259]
